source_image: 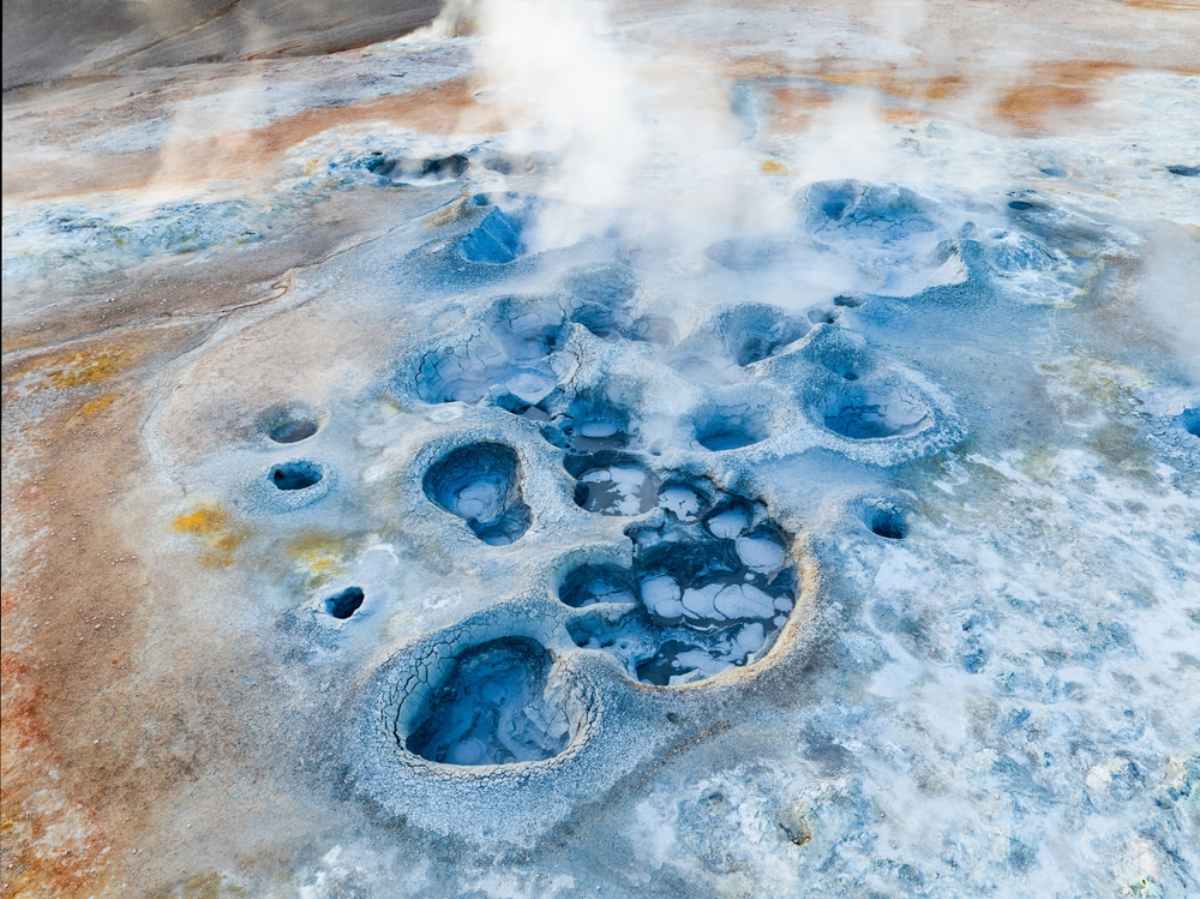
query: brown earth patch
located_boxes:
[994,59,1199,132]
[0,320,215,895]
[3,76,500,203]
[726,53,1197,135]
[816,68,968,102]
[1123,0,1200,9]
[995,83,1095,131]
[763,86,835,134]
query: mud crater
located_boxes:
[423,442,532,545]
[406,637,572,765]
[563,482,797,686]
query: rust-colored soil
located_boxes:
[3,76,499,202]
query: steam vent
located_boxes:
[3,0,1199,895]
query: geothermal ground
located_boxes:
[2,0,1199,896]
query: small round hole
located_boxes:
[867,506,908,540]
[325,587,365,619]
[269,461,323,491]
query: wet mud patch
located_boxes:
[564,451,660,516]
[459,201,534,265]
[423,442,531,545]
[559,563,637,608]
[405,637,571,765]
[537,391,634,452]
[656,478,712,521]
[566,484,797,685]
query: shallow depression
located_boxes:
[819,382,931,440]
[693,406,767,452]
[559,563,637,607]
[718,304,809,367]
[414,295,567,407]
[259,403,319,444]
[540,392,633,452]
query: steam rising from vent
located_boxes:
[418,0,1039,348]
[459,0,791,261]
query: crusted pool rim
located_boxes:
[345,534,824,844]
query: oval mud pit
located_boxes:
[259,403,319,444]
[269,460,323,490]
[692,406,767,452]
[459,205,529,264]
[541,393,632,452]
[819,382,931,440]
[564,263,638,339]
[423,442,531,545]
[567,486,797,686]
[406,637,571,765]
[414,296,566,406]
[719,304,809,367]
[564,451,660,516]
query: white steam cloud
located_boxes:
[466,0,792,262]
